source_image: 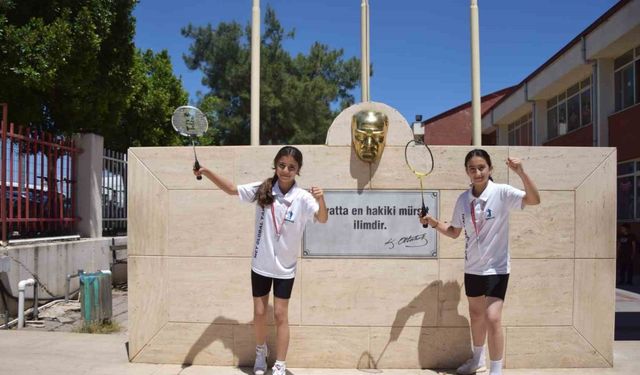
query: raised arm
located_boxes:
[193,166,238,195]
[506,157,540,206]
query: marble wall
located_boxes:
[128,102,615,369]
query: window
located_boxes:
[614,45,640,112]
[580,90,591,127]
[567,93,580,132]
[636,59,640,108]
[558,101,567,135]
[547,108,557,139]
[580,77,591,127]
[546,76,591,141]
[507,113,532,145]
[618,160,640,221]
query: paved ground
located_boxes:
[2,285,639,374]
[1,330,639,375]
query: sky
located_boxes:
[133,0,619,123]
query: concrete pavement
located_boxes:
[2,287,639,374]
[1,330,639,375]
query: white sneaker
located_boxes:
[272,362,286,375]
[456,357,487,374]
[253,345,268,375]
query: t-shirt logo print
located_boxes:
[485,208,495,220]
[254,208,265,258]
[284,211,295,223]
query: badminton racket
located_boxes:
[171,106,209,181]
[404,138,435,228]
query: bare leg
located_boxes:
[468,296,487,347]
[253,295,269,345]
[485,297,505,360]
[273,297,290,361]
[456,296,488,373]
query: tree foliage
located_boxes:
[0,0,188,151]
[0,0,136,133]
[114,49,188,151]
[182,5,361,145]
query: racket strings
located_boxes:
[404,140,434,178]
[171,106,209,137]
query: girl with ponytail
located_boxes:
[194,146,328,375]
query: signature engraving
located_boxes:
[384,233,429,249]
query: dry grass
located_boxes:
[75,321,121,334]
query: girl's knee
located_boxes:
[486,312,502,327]
[273,308,289,325]
[254,305,268,318]
[469,307,485,320]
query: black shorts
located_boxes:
[464,273,510,300]
[251,270,295,299]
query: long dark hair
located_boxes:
[253,146,304,208]
[464,149,493,181]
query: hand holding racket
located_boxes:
[404,138,434,228]
[419,213,438,228]
[171,106,209,180]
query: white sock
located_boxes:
[490,359,502,374]
[274,360,286,368]
[472,345,485,364]
[256,342,269,356]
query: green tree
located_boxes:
[182,5,361,145]
[112,49,188,152]
[0,1,189,151]
[0,0,136,138]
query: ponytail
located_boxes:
[254,173,278,208]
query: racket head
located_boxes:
[404,139,434,178]
[171,106,209,137]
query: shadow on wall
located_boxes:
[350,146,378,193]
[178,282,471,372]
[180,307,278,374]
[357,280,472,371]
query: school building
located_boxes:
[422,0,640,233]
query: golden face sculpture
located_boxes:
[351,110,389,163]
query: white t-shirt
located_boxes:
[451,180,525,275]
[238,181,319,279]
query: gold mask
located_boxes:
[351,110,389,163]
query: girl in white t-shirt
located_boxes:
[194,146,328,375]
[420,149,540,375]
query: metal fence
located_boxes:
[1,103,79,242]
[102,149,127,236]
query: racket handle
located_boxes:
[421,205,429,228]
[194,160,202,181]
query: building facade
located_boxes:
[426,0,640,232]
[422,87,514,146]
